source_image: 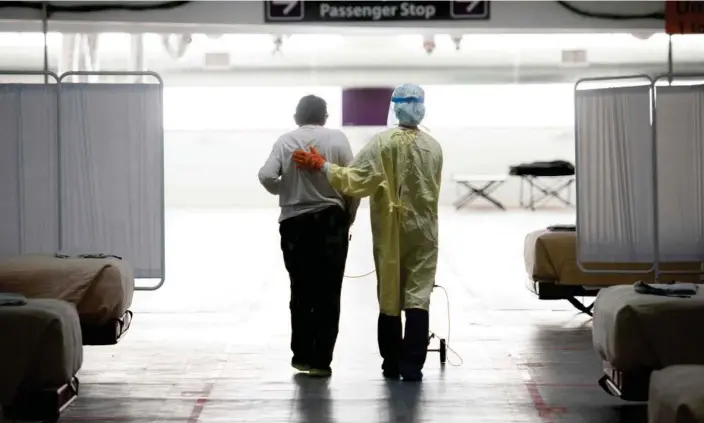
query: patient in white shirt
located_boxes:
[257,95,358,377]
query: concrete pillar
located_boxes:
[58,33,77,77]
[82,33,100,82]
[130,34,145,83]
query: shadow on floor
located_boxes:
[384,380,424,423]
[293,373,335,423]
[292,374,425,423]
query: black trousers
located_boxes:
[280,206,350,371]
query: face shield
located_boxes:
[387,101,399,127]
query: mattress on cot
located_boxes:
[0,254,134,326]
[593,285,704,371]
[524,229,702,287]
[509,160,575,177]
[649,365,704,423]
[0,298,82,408]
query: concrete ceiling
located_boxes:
[1,31,702,74]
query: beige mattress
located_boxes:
[0,298,83,405]
[649,365,704,423]
[524,229,701,286]
[0,255,134,325]
[593,285,704,371]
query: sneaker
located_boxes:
[308,368,332,378]
[292,362,311,372]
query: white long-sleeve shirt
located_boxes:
[258,125,360,224]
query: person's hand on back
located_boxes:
[293,146,326,170]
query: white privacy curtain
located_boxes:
[655,85,704,263]
[575,85,655,263]
[0,85,59,257]
[60,83,164,278]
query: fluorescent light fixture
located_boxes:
[284,34,345,53]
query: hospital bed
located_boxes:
[0,254,135,345]
[649,365,704,423]
[0,297,82,422]
[523,226,701,315]
[593,285,704,401]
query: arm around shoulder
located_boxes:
[326,134,385,198]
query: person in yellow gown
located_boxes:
[292,83,443,381]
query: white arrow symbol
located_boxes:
[272,0,299,15]
[455,0,482,13]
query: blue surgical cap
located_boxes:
[391,83,426,126]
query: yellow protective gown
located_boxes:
[326,127,443,317]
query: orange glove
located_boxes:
[293,146,327,170]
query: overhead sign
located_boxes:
[666,1,704,34]
[266,0,305,21]
[264,1,490,23]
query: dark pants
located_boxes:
[378,309,430,381]
[280,206,350,371]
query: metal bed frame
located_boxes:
[517,174,575,210]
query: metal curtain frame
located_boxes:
[648,73,704,277]
[573,75,659,277]
[0,70,61,256]
[58,71,166,291]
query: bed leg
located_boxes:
[3,377,79,422]
[598,375,619,397]
[566,296,594,316]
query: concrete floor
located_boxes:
[56,206,646,423]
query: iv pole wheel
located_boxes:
[439,338,447,365]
